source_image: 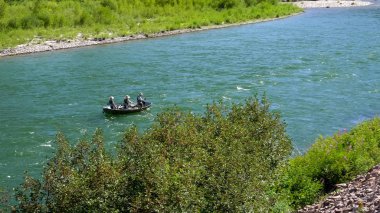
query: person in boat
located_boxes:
[137,92,145,108]
[108,96,117,109]
[123,95,133,109]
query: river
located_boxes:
[1,5,379,190]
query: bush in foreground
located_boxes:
[13,97,292,212]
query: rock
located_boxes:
[299,164,380,213]
[366,173,372,180]
[336,183,347,189]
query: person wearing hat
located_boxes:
[137,92,145,108]
[123,95,133,109]
[108,96,117,109]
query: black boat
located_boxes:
[103,102,151,115]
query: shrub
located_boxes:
[0,0,6,19]
[7,18,18,29]
[21,15,44,29]
[101,0,118,11]
[76,11,93,26]
[12,97,292,212]
[212,0,243,9]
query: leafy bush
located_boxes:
[101,0,118,11]
[12,97,292,212]
[277,117,380,209]
[0,0,6,18]
[212,0,242,10]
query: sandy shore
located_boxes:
[293,0,372,8]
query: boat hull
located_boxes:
[103,102,151,114]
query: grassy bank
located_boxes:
[0,0,302,49]
[276,117,380,210]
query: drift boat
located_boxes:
[103,102,151,115]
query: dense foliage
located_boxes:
[0,0,302,49]
[12,97,293,212]
[277,117,380,209]
[4,94,380,212]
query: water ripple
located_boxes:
[1,6,380,189]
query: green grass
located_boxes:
[0,0,302,49]
[276,117,380,210]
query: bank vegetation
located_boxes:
[0,0,301,49]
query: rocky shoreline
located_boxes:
[299,164,380,213]
[0,17,290,58]
[293,0,372,8]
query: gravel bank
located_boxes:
[293,0,372,8]
[299,164,380,213]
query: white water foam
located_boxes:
[222,96,231,100]
[40,140,52,147]
[236,86,250,91]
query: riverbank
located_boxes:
[293,0,372,8]
[0,0,372,58]
[299,164,380,212]
[0,15,298,58]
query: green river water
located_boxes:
[1,6,380,189]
